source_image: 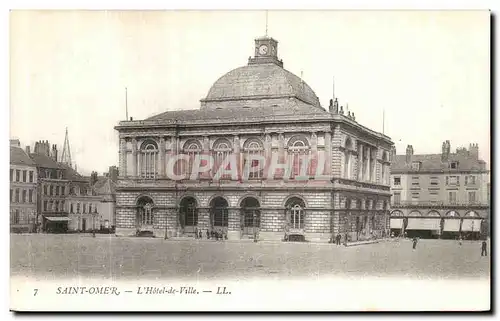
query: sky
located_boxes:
[9,10,490,175]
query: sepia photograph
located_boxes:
[8,9,491,312]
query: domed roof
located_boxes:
[202,63,322,109]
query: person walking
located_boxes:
[336,234,341,245]
[481,240,488,256]
[412,237,418,250]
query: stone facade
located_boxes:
[114,36,393,242]
[390,142,489,239]
[10,140,38,233]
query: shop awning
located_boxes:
[406,218,441,231]
[443,219,461,232]
[44,216,72,222]
[461,219,482,232]
[390,218,403,229]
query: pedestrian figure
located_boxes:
[481,240,488,256]
[412,237,418,250]
[336,234,341,245]
[194,227,198,239]
[198,230,202,239]
[344,233,348,246]
[459,236,462,246]
[206,229,210,240]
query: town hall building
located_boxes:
[114,35,394,242]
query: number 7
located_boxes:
[34,289,38,296]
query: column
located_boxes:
[324,130,332,177]
[227,208,241,240]
[119,138,127,178]
[365,146,371,182]
[233,134,240,180]
[278,132,285,179]
[358,142,363,181]
[171,135,178,177]
[159,136,166,177]
[264,133,272,178]
[203,135,210,179]
[310,131,317,177]
[131,137,138,177]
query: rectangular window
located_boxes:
[429,192,439,203]
[468,191,476,204]
[10,169,13,182]
[411,193,420,203]
[77,203,80,213]
[56,186,60,196]
[15,189,19,202]
[61,186,65,195]
[16,170,20,181]
[29,189,33,203]
[83,204,86,213]
[448,191,457,204]
[50,186,53,196]
[43,185,47,195]
[447,176,459,185]
[10,189,12,203]
[22,170,27,182]
[450,162,458,169]
[393,192,401,205]
[22,190,26,203]
[411,176,419,186]
[43,200,48,211]
[393,177,401,186]
[29,171,33,183]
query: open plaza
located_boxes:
[11,234,490,282]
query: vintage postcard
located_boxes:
[9,10,490,312]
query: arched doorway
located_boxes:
[179,197,198,235]
[241,197,261,238]
[210,197,228,231]
[136,196,154,233]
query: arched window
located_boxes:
[357,199,362,209]
[83,203,87,213]
[137,196,154,226]
[212,139,233,179]
[77,203,81,213]
[182,140,202,177]
[345,198,352,209]
[70,203,74,213]
[287,136,310,179]
[285,197,306,230]
[243,139,264,179]
[140,141,159,179]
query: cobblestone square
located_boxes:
[10,234,490,282]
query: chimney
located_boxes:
[329,99,334,113]
[90,171,98,186]
[469,143,479,159]
[441,141,448,161]
[52,144,58,162]
[405,145,413,164]
[333,98,339,113]
[25,145,31,155]
[10,139,20,147]
[109,166,118,182]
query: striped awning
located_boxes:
[44,216,72,222]
[406,218,441,231]
[390,218,403,229]
[443,219,461,232]
[461,219,482,232]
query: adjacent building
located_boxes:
[114,35,393,242]
[10,139,38,233]
[89,166,118,231]
[390,141,489,239]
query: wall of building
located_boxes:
[10,164,38,232]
